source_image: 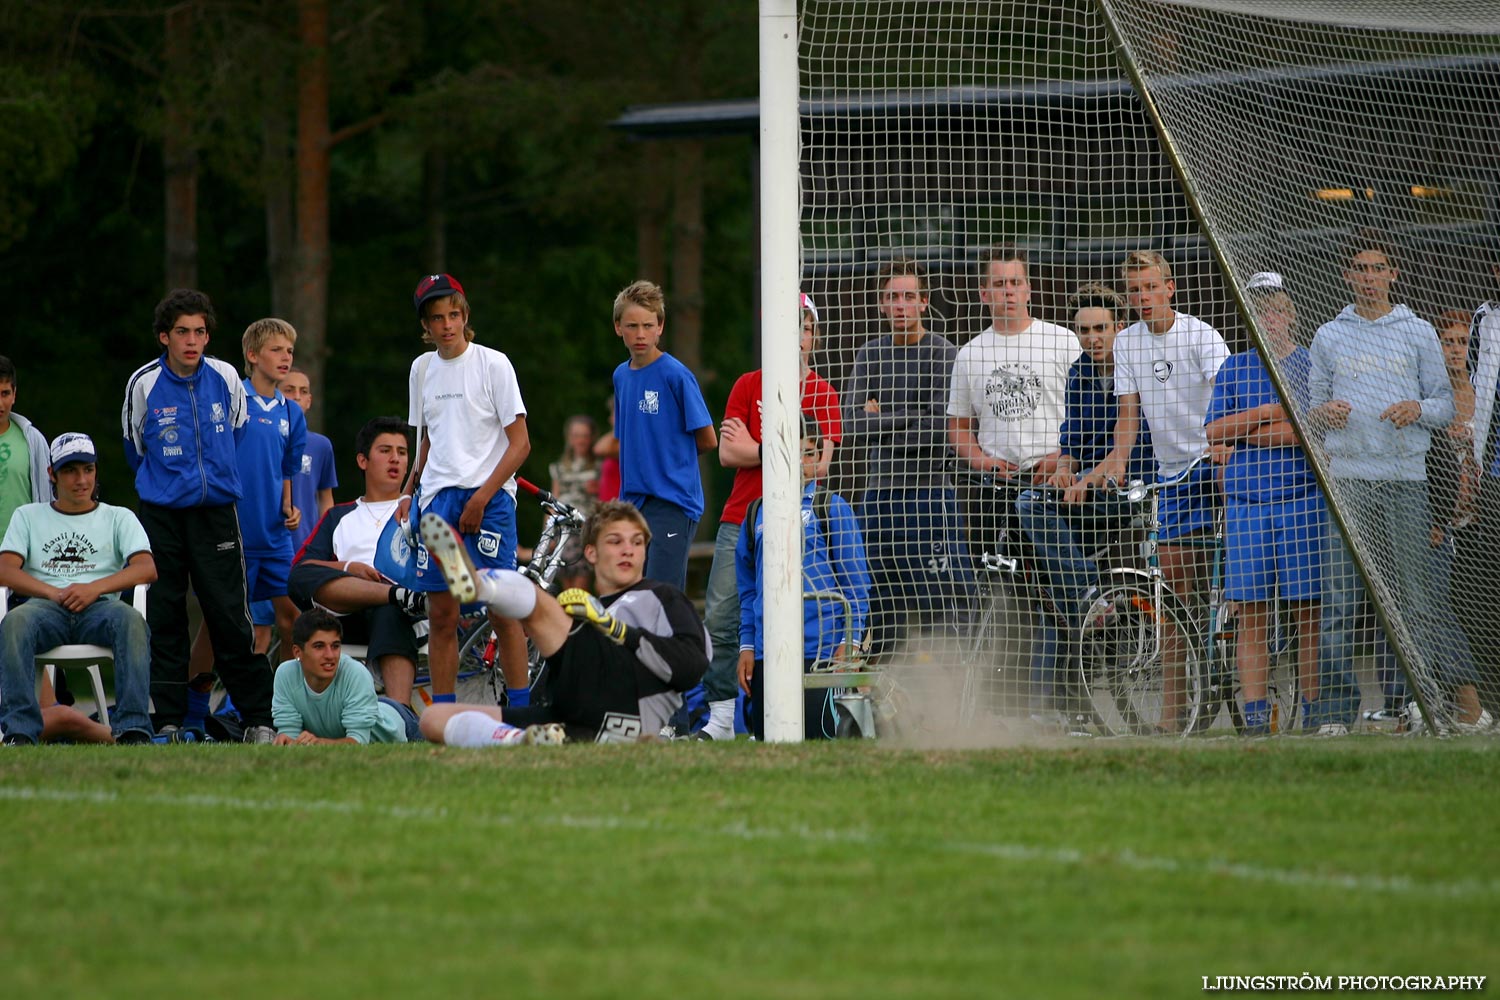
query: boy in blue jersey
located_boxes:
[611,279,717,590]
[121,289,276,743]
[1017,284,1153,719]
[735,416,870,740]
[237,319,306,654]
[1205,273,1327,734]
[281,367,337,554]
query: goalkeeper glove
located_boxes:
[557,588,628,645]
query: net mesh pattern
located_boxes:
[792,0,1500,739]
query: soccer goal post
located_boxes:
[773,0,1500,740]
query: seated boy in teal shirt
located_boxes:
[272,609,418,744]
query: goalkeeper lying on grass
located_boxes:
[418,499,709,745]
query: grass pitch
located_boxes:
[2,737,1495,999]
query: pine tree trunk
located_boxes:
[292,0,330,432]
[163,5,198,290]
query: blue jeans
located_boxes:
[1017,489,1133,629]
[0,598,153,742]
[1319,480,1449,727]
[858,487,973,657]
[699,520,742,702]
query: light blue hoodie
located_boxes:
[1309,303,1453,481]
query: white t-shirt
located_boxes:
[947,319,1079,469]
[332,497,401,567]
[408,344,527,498]
[0,501,151,594]
[1114,312,1229,477]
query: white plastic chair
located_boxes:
[0,585,150,729]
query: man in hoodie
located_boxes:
[0,355,53,538]
[1308,233,1456,734]
[121,289,276,743]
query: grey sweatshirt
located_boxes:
[840,332,958,489]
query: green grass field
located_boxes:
[3,738,1496,999]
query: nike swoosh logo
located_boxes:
[666,532,679,538]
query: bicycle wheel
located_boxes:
[960,580,1035,726]
[1077,572,1206,736]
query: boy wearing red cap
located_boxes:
[400,274,532,705]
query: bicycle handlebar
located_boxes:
[1105,451,1212,501]
[515,477,587,526]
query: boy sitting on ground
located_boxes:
[417,499,709,745]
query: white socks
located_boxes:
[475,569,538,619]
[701,698,737,740]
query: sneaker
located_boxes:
[522,723,567,746]
[392,586,427,618]
[1315,723,1348,738]
[419,513,480,603]
[1362,707,1403,723]
[1454,709,1494,735]
[2,733,36,746]
[1398,702,1427,736]
[116,730,154,745]
[153,724,184,744]
[243,725,276,745]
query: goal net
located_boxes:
[791,0,1500,739]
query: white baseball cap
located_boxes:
[50,432,98,469]
[1246,271,1287,293]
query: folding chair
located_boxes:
[0,584,150,729]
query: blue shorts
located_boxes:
[1224,491,1328,602]
[250,599,276,627]
[1156,463,1218,542]
[414,486,518,593]
[244,550,291,602]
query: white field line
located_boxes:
[2,785,1494,899]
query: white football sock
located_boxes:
[702,698,737,739]
[475,569,537,619]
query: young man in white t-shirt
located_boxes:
[946,245,1081,721]
[948,246,1078,484]
[288,417,427,708]
[1085,250,1229,730]
[398,274,531,707]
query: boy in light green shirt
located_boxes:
[0,355,54,539]
[271,609,415,744]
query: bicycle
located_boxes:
[453,476,587,705]
[1081,454,1303,736]
[956,470,1125,735]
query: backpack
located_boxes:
[743,483,834,568]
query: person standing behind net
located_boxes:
[1455,245,1500,714]
[1019,284,1154,713]
[946,245,1079,722]
[1203,272,1327,735]
[610,280,717,590]
[842,257,971,659]
[1306,233,1470,734]
[121,289,275,742]
[1084,250,1229,732]
[280,366,337,555]
[400,273,531,709]
[695,294,842,740]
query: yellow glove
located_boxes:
[557,588,628,645]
